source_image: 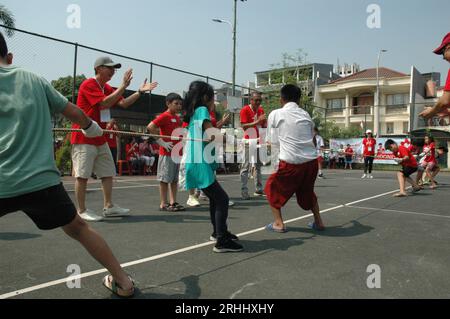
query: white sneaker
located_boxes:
[79,209,104,222]
[361,174,367,179]
[186,195,201,207]
[228,200,235,207]
[369,174,374,179]
[103,205,131,217]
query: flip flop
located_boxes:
[102,275,135,298]
[393,193,407,197]
[307,222,325,231]
[265,223,287,233]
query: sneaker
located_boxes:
[369,174,374,179]
[361,174,367,179]
[228,200,235,207]
[253,191,265,197]
[210,231,239,241]
[199,193,209,201]
[241,192,250,200]
[186,195,201,207]
[103,205,131,217]
[318,174,324,178]
[79,209,104,222]
[213,239,243,253]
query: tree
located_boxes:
[51,74,86,129]
[51,74,87,99]
[0,5,15,37]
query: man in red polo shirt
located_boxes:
[420,32,450,119]
[147,93,184,212]
[239,92,267,199]
[385,139,421,197]
[71,56,158,222]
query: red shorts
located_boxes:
[317,156,324,164]
[264,159,318,210]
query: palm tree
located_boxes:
[0,5,15,37]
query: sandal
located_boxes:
[159,204,170,211]
[393,193,407,197]
[102,275,135,298]
[169,202,186,212]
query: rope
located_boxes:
[52,127,209,143]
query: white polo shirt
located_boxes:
[266,102,317,164]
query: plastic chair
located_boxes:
[118,160,131,176]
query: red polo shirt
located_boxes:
[152,111,182,156]
[240,105,266,139]
[445,69,450,91]
[71,78,123,146]
[395,145,417,168]
[362,138,377,156]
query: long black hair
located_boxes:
[182,81,214,123]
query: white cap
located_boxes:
[366,129,372,134]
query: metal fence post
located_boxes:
[149,63,153,110]
[72,43,78,104]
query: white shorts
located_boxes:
[71,143,116,179]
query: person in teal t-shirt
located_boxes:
[0,32,134,297]
[183,81,243,253]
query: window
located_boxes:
[403,122,409,133]
[386,122,394,134]
[387,93,409,106]
[327,98,345,109]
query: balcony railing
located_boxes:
[385,104,408,114]
[351,105,372,116]
[326,108,345,116]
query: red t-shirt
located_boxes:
[345,147,353,157]
[423,142,436,163]
[395,145,417,168]
[71,78,123,146]
[152,111,182,156]
[362,138,377,156]
[240,105,266,139]
[105,124,118,148]
[445,69,450,91]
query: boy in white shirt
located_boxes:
[264,84,325,232]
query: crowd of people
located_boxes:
[1,30,449,298]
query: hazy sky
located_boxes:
[2,0,449,94]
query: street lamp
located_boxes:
[374,49,388,136]
[212,0,247,128]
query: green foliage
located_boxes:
[51,74,87,129]
[51,74,87,99]
[0,5,15,37]
[55,140,72,175]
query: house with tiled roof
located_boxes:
[315,67,436,136]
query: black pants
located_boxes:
[364,156,374,174]
[338,158,345,169]
[202,180,229,241]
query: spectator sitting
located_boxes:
[126,137,145,174]
[139,138,157,174]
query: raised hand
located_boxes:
[139,79,158,93]
[122,69,133,89]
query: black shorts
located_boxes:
[401,166,418,178]
[0,183,77,230]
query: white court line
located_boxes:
[347,205,450,220]
[65,185,158,192]
[0,188,400,299]
[62,178,158,186]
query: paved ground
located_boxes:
[1,169,449,299]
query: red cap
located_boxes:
[433,32,450,55]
